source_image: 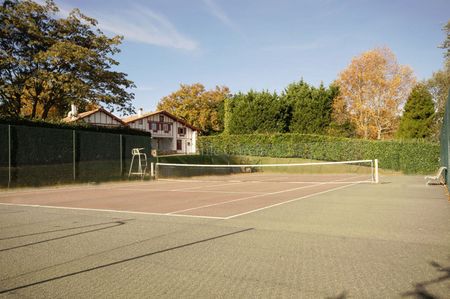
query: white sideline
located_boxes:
[0,203,227,220]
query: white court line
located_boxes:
[0,181,172,197]
[168,174,364,215]
[167,183,319,215]
[171,181,245,191]
[116,188,266,195]
[0,203,226,220]
[225,183,359,219]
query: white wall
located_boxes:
[127,113,197,154]
[83,111,123,127]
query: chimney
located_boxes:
[70,103,78,118]
[138,108,143,116]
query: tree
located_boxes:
[426,20,450,139]
[427,64,450,126]
[0,0,135,119]
[333,47,415,140]
[282,80,338,134]
[226,90,288,134]
[397,84,435,139]
[157,83,230,134]
[439,20,450,62]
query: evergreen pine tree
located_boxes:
[397,84,435,139]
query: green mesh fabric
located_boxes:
[0,124,152,188]
[0,125,10,187]
[440,91,450,190]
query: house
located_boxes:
[122,109,199,154]
[62,105,126,127]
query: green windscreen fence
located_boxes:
[0,124,151,188]
[441,91,450,191]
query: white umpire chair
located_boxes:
[128,148,148,179]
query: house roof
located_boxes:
[62,107,127,126]
[122,110,200,131]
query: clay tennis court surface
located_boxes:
[0,174,367,219]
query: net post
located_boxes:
[374,159,379,183]
[154,163,159,180]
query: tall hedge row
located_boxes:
[198,133,439,174]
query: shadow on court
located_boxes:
[0,175,449,298]
[402,260,450,299]
[0,227,253,295]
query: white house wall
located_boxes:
[83,111,122,127]
[127,113,197,154]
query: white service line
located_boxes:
[170,181,245,191]
[0,203,226,220]
[169,174,364,215]
[116,188,266,195]
[225,183,358,219]
[167,183,320,215]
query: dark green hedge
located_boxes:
[198,133,440,174]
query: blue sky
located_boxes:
[52,0,449,114]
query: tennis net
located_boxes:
[154,159,379,184]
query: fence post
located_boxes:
[120,134,123,176]
[8,125,11,188]
[72,130,76,181]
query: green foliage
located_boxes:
[283,80,337,134]
[426,20,450,141]
[198,133,439,174]
[439,20,450,62]
[0,0,135,119]
[157,83,229,135]
[223,81,340,135]
[397,84,435,139]
[226,90,289,134]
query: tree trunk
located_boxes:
[13,92,22,117]
[41,102,53,119]
[31,99,38,118]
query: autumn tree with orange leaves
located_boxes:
[157,83,230,135]
[333,48,416,140]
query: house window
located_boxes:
[163,123,170,133]
[178,127,186,136]
[150,122,158,132]
[138,119,143,125]
[159,115,164,122]
[177,140,182,151]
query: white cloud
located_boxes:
[202,0,241,34]
[95,7,198,50]
[40,1,198,51]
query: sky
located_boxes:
[49,0,449,114]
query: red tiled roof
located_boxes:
[62,107,127,126]
[122,110,200,131]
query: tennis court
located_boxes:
[1,163,449,298]
[0,161,375,219]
